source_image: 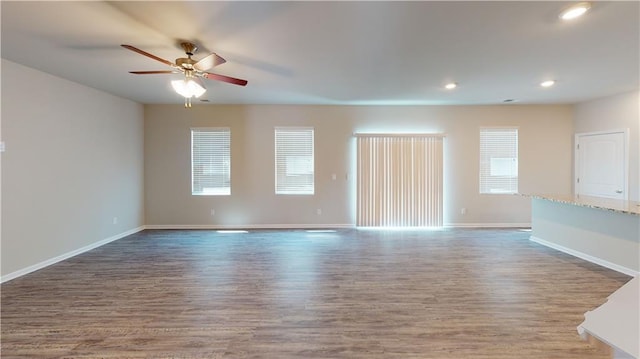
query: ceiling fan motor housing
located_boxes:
[176,57,196,70]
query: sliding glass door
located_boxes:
[356,134,444,228]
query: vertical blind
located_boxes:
[191,128,231,195]
[356,135,444,227]
[479,128,518,194]
[275,127,314,195]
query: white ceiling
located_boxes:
[1,1,638,105]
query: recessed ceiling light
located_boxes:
[560,2,591,20]
[540,80,556,88]
[445,82,457,90]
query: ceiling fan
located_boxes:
[122,42,248,107]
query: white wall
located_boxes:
[144,104,574,228]
[574,90,640,201]
[1,59,145,279]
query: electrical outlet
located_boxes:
[460,208,467,215]
[331,173,337,180]
[112,217,118,225]
[316,208,322,215]
[211,209,216,216]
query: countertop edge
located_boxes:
[522,194,640,216]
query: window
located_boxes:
[480,128,518,194]
[275,127,314,195]
[191,128,230,195]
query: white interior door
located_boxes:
[575,131,627,200]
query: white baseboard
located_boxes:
[147,223,532,230]
[530,236,639,277]
[445,222,531,228]
[1,226,146,284]
[145,224,356,230]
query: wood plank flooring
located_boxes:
[1,228,631,358]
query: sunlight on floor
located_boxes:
[356,226,444,231]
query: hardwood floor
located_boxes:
[1,228,631,358]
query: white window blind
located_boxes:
[480,128,518,194]
[275,127,314,195]
[356,135,444,228]
[191,128,231,195]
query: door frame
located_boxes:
[574,129,629,200]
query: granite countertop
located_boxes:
[524,194,640,216]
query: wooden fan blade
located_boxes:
[121,44,174,67]
[194,53,226,71]
[129,71,178,75]
[203,72,248,86]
